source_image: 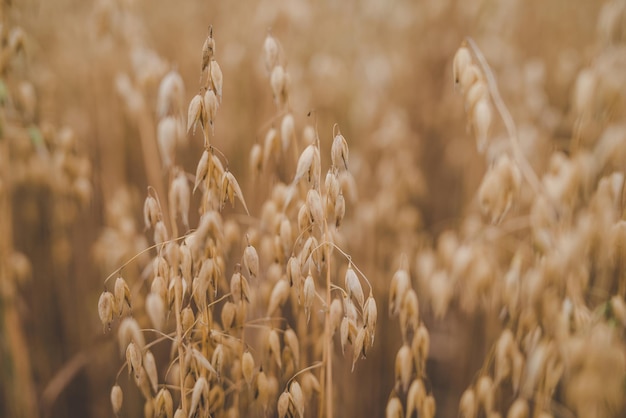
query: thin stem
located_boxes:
[465,37,552,211]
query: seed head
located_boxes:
[267,279,290,316]
[157,116,179,169]
[306,188,324,227]
[110,385,123,416]
[204,88,219,135]
[386,396,404,418]
[268,328,282,369]
[453,46,472,90]
[201,27,215,72]
[242,351,255,385]
[395,344,413,392]
[143,195,161,230]
[303,274,315,322]
[459,388,477,418]
[284,328,300,368]
[98,291,115,331]
[290,381,305,418]
[406,379,426,418]
[271,65,287,106]
[507,399,529,418]
[155,388,174,418]
[210,60,223,101]
[146,292,165,331]
[144,350,158,393]
[281,113,295,152]
[277,391,292,418]
[243,243,259,278]
[221,301,236,330]
[125,342,142,378]
[472,99,492,152]
[345,265,365,308]
[331,130,349,170]
[189,376,209,418]
[264,34,279,70]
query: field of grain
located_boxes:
[2,1,625,417]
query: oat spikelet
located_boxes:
[221,171,250,215]
[395,344,413,392]
[210,60,223,101]
[191,347,218,377]
[268,328,282,369]
[114,277,131,316]
[187,93,204,134]
[284,328,300,368]
[144,195,161,229]
[125,342,142,378]
[345,264,365,308]
[111,385,123,416]
[264,33,279,70]
[293,144,320,187]
[189,376,209,418]
[193,150,210,193]
[453,46,472,90]
[277,391,292,418]
[507,399,529,418]
[155,388,174,418]
[459,388,477,418]
[289,381,304,418]
[386,397,404,418]
[144,350,158,393]
[406,379,426,418]
[267,279,290,315]
[331,130,349,170]
[98,291,115,331]
[243,243,259,278]
[281,113,295,152]
[201,26,215,73]
[242,351,254,385]
[303,273,315,322]
[352,326,367,372]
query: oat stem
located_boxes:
[465,37,550,208]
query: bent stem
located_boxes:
[465,37,553,211]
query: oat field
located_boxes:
[1,1,625,417]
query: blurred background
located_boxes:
[0,0,608,417]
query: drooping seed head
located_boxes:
[345,265,365,308]
[395,344,413,393]
[281,113,295,152]
[146,292,166,331]
[284,328,300,368]
[221,301,236,330]
[143,350,158,393]
[459,388,477,418]
[157,116,179,169]
[303,274,315,322]
[110,385,123,415]
[289,381,304,418]
[453,46,473,90]
[264,34,279,70]
[210,60,223,102]
[243,244,259,278]
[331,131,349,171]
[143,195,161,230]
[155,388,174,418]
[507,399,529,418]
[267,279,290,316]
[406,379,426,418]
[386,396,404,418]
[242,351,255,385]
[187,93,205,134]
[98,291,115,331]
